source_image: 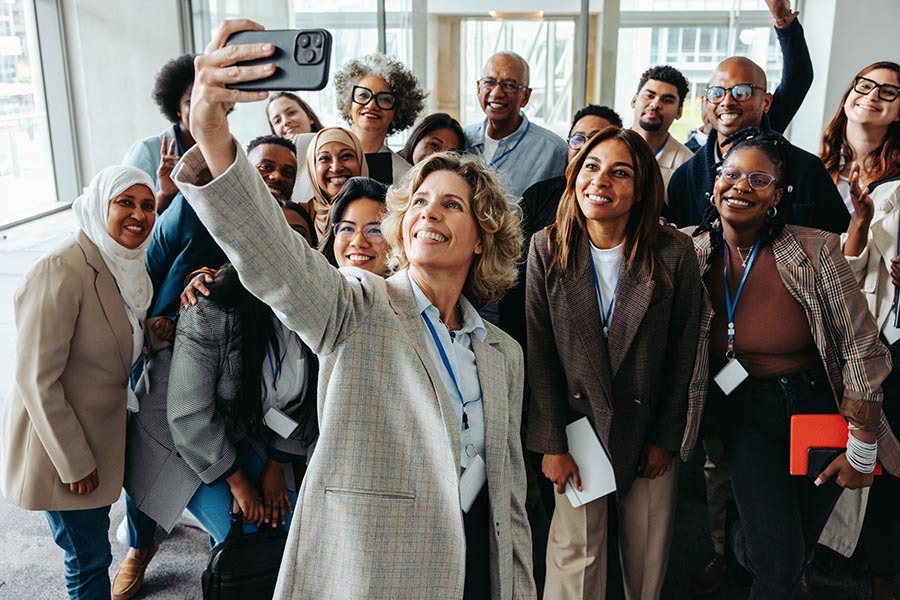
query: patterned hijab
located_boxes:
[305,127,368,238]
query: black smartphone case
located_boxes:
[225,29,332,92]
[807,447,842,478]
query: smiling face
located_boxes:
[477,54,531,133]
[706,59,772,139]
[315,141,361,200]
[106,184,156,249]
[631,79,683,135]
[575,138,636,233]
[843,67,900,130]
[267,96,314,138]
[332,197,389,276]
[249,143,298,201]
[713,147,783,233]
[349,74,396,144]
[411,127,463,165]
[402,170,483,276]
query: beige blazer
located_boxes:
[1,231,133,510]
[174,143,535,600]
[657,135,694,196]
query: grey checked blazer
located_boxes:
[174,143,535,600]
[525,226,703,497]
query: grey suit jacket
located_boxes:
[174,143,535,600]
[525,226,703,496]
[1,231,132,510]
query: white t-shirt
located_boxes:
[589,241,624,334]
[482,135,500,164]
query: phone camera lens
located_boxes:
[304,49,316,63]
[299,34,310,48]
[312,34,323,48]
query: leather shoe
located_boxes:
[690,551,727,597]
[795,566,814,600]
[112,539,159,600]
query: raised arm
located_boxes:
[765,0,813,133]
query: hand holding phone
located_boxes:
[225,29,332,92]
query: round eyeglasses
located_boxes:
[478,78,528,94]
[351,85,397,111]
[333,221,385,243]
[853,76,900,102]
[719,166,777,191]
[705,83,765,104]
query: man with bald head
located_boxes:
[666,3,847,236]
[464,51,567,199]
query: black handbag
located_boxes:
[201,509,288,600]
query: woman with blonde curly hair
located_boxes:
[174,21,534,598]
[333,52,427,185]
[527,127,702,600]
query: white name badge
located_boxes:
[459,454,487,513]
[263,407,299,439]
[714,357,749,396]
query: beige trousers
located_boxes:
[543,463,679,600]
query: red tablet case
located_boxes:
[790,414,882,476]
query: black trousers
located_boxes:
[463,486,492,600]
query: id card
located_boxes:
[713,358,749,395]
[459,454,487,513]
[263,407,299,439]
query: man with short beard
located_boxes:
[246,134,299,202]
[630,65,694,191]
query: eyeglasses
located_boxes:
[351,85,397,111]
[333,221,384,243]
[718,166,777,191]
[705,83,766,104]
[567,134,591,151]
[853,76,900,102]
[478,78,528,94]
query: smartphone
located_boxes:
[807,447,842,478]
[225,29,332,92]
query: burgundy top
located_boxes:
[705,239,822,378]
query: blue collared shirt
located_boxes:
[409,272,487,472]
[464,112,568,200]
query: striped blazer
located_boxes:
[173,143,535,600]
[525,226,703,497]
[690,225,900,474]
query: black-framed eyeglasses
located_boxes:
[853,76,900,102]
[351,85,397,111]
[478,78,528,94]
[705,83,765,104]
[718,166,777,190]
[333,221,385,243]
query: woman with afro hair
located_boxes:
[123,54,196,213]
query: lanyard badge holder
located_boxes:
[421,312,486,512]
[588,256,623,338]
[713,239,761,395]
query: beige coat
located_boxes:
[174,143,535,600]
[0,231,132,510]
[657,135,694,199]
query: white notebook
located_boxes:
[565,417,617,508]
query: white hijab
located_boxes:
[72,165,155,374]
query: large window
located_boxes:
[0,0,58,224]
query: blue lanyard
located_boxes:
[489,120,531,167]
[723,238,762,358]
[421,312,482,431]
[265,341,289,391]
[588,253,623,337]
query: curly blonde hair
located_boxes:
[381,152,523,308]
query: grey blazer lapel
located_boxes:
[560,237,614,408]
[385,272,462,472]
[77,231,133,375]
[471,333,507,489]
[607,262,655,378]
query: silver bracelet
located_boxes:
[846,432,878,474]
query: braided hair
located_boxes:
[693,128,789,263]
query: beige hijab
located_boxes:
[305,127,368,238]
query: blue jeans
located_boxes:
[187,440,297,545]
[45,505,112,599]
[125,493,157,550]
[723,368,843,600]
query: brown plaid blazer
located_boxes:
[525,226,703,497]
[690,225,900,475]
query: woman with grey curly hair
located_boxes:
[333,53,426,186]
